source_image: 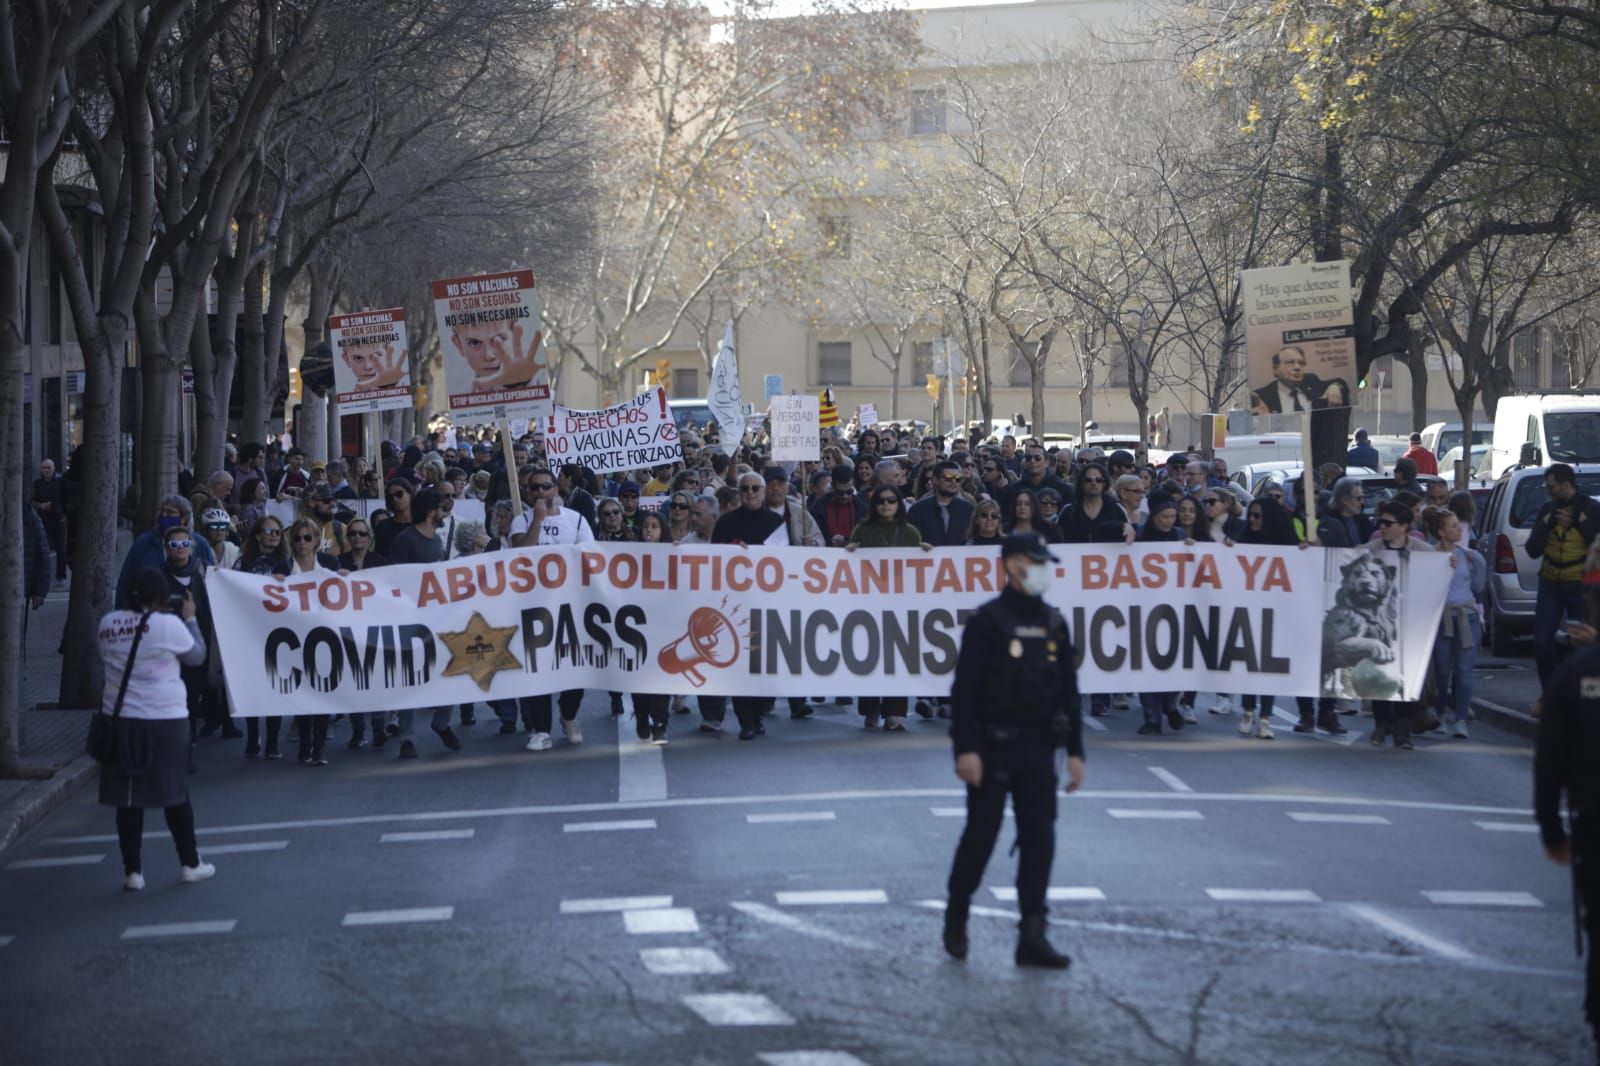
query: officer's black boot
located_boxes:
[1015,915,1070,970]
[942,897,969,960]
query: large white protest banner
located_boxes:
[707,321,745,457]
[1242,260,1356,416]
[541,388,681,475]
[432,268,552,426]
[208,543,1449,717]
[329,308,411,414]
[770,395,820,461]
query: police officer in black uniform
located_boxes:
[1536,633,1600,1055]
[943,531,1085,968]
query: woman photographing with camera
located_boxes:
[96,568,216,891]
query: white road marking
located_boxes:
[1082,715,1107,731]
[758,1053,871,1066]
[379,829,475,843]
[617,698,668,803]
[0,935,14,947]
[623,907,699,934]
[1206,888,1323,903]
[931,806,1009,818]
[775,890,888,906]
[6,854,104,870]
[639,947,729,975]
[1473,821,1539,833]
[1287,812,1390,825]
[989,886,1105,903]
[1422,891,1542,908]
[563,819,657,833]
[341,907,454,926]
[44,788,1540,844]
[747,811,837,824]
[1107,809,1204,820]
[1345,903,1479,961]
[200,841,290,856]
[560,896,673,914]
[1147,766,1193,793]
[681,992,794,1027]
[122,920,237,940]
[731,901,876,950]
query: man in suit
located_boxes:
[1251,345,1350,414]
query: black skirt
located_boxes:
[97,717,191,810]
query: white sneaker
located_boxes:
[179,862,216,884]
[1111,694,1131,710]
[1453,722,1469,739]
[1181,705,1199,725]
[561,718,583,745]
[864,714,881,730]
[1256,718,1275,740]
[123,872,145,892]
[1237,710,1256,735]
[525,731,553,752]
[1209,697,1234,716]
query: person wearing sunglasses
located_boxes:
[1228,498,1305,742]
[373,479,415,557]
[1057,463,1127,545]
[381,489,467,759]
[279,518,340,764]
[966,502,1005,547]
[845,486,930,732]
[908,460,975,548]
[711,473,788,740]
[159,523,220,763]
[596,501,635,542]
[665,491,696,543]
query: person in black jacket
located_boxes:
[1534,637,1600,1052]
[1526,464,1600,685]
[1058,463,1127,544]
[943,532,1085,969]
[1314,478,1374,547]
[907,460,974,547]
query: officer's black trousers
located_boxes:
[1578,820,1599,1045]
[947,745,1058,917]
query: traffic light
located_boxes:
[926,374,942,402]
[656,359,673,395]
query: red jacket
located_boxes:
[1401,444,1439,476]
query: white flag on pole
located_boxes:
[708,321,745,456]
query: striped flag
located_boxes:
[818,387,840,429]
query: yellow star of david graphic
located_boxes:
[438,611,522,692]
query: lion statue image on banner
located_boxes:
[1321,553,1404,699]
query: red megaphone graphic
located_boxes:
[657,606,741,687]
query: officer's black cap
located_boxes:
[1108,449,1135,467]
[1001,532,1059,563]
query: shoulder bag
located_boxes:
[86,610,154,764]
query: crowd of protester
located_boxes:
[40,410,1586,770]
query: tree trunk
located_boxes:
[1078,359,1094,437]
[237,258,268,441]
[0,245,25,774]
[1030,364,1046,442]
[191,307,232,476]
[1402,340,1430,431]
[134,289,185,528]
[976,318,993,429]
[888,350,901,420]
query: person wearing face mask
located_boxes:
[115,495,218,610]
[943,532,1085,970]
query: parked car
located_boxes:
[1419,420,1494,462]
[1474,463,1600,655]
[1364,434,1412,474]
[1232,462,1385,512]
[1439,443,1492,479]
[668,398,715,434]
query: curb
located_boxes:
[1471,696,1538,740]
[0,755,98,857]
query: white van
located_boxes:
[1489,393,1600,477]
[1213,433,1305,470]
[1419,420,1493,462]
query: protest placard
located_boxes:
[541,388,682,475]
[329,308,411,414]
[707,322,745,457]
[770,394,820,461]
[858,403,879,427]
[432,268,552,426]
[1242,261,1356,415]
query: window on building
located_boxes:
[911,341,934,383]
[1008,341,1037,388]
[672,367,699,397]
[1512,328,1542,390]
[910,89,946,136]
[1369,354,1395,389]
[818,341,852,386]
[1104,346,1130,388]
[818,215,852,259]
[1551,331,1572,389]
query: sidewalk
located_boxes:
[0,529,134,855]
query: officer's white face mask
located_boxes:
[1020,562,1052,597]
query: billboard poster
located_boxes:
[329,307,412,414]
[1242,261,1355,415]
[431,268,552,425]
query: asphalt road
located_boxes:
[1,691,1592,1066]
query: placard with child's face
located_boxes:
[431,268,552,426]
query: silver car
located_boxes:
[1475,463,1600,655]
